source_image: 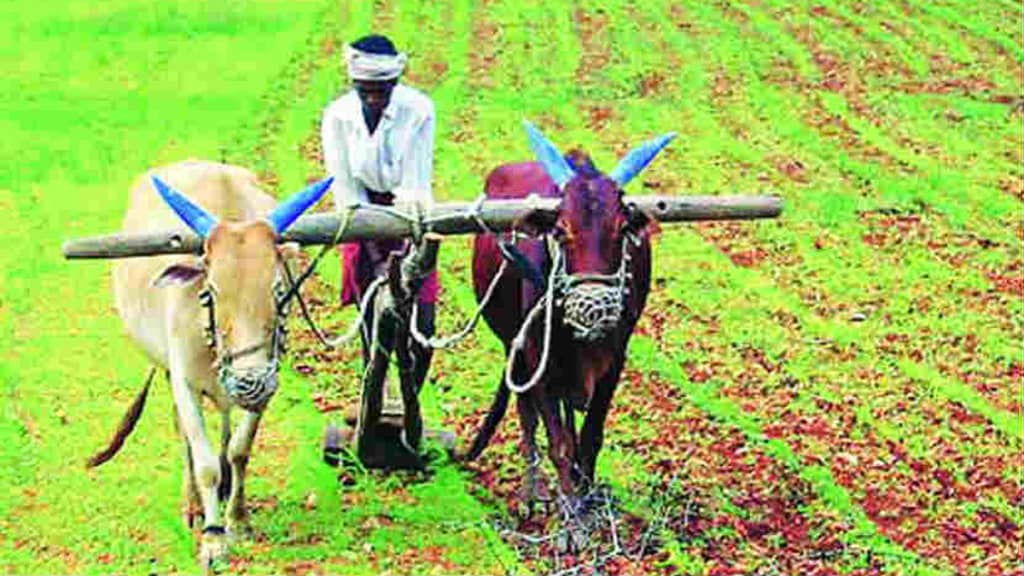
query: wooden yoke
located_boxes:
[62,195,783,259]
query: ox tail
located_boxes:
[87,367,156,469]
[459,377,511,461]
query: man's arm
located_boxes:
[395,108,435,206]
[320,109,363,210]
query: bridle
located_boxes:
[551,229,641,342]
[504,226,642,393]
[196,254,295,412]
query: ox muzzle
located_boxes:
[201,285,289,412]
[554,232,639,343]
[219,362,279,412]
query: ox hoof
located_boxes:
[515,482,553,518]
[322,422,352,467]
[579,483,615,512]
[518,479,552,504]
[554,498,593,554]
[199,527,229,574]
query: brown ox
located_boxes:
[463,123,673,508]
[93,160,330,570]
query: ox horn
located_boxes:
[151,175,219,238]
[266,176,334,235]
[523,120,576,189]
[609,132,677,187]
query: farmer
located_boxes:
[320,33,438,390]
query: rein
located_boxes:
[285,196,528,353]
[503,247,561,393]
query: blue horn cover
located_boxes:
[266,176,334,235]
[608,132,677,187]
[151,175,219,238]
[523,120,576,189]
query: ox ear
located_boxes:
[151,175,218,238]
[515,208,559,237]
[152,262,205,288]
[624,202,658,236]
[523,120,575,189]
[609,132,677,188]
[266,177,334,235]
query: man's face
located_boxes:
[354,79,397,114]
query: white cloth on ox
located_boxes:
[320,84,435,208]
[344,45,408,81]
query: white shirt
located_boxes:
[320,83,435,209]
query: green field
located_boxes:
[2,0,1021,574]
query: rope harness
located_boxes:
[289,196,523,353]
[503,230,639,393]
[198,271,289,412]
[409,195,520,350]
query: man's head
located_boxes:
[346,34,405,114]
[354,78,397,114]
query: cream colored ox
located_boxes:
[93,160,331,571]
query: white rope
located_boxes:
[314,276,387,348]
[408,194,512,350]
[504,248,562,394]
[410,258,508,349]
[288,201,425,353]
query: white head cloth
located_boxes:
[344,45,408,81]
